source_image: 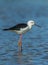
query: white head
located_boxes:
[27,20,35,29]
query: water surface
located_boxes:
[0,0,48,65]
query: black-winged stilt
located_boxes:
[3,20,41,51]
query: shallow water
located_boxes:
[0,0,48,65]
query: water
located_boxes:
[0,0,48,65]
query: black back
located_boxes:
[3,23,27,31]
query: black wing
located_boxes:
[3,23,27,31]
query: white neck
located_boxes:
[27,20,35,29]
[28,24,32,29]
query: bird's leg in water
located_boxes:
[18,34,22,52]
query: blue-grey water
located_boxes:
[0,0,48,65]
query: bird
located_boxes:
[3,20,41,52]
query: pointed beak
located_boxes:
[34,23,41,28]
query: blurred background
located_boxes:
[0,0,48,65]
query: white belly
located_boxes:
[14,27,29,34]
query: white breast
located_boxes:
[14,26,29,34]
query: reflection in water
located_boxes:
[12,51,23,65]
[18,51,23,64]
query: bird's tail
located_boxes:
[3,29,9,31]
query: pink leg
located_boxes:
[18,34,22,52]
[20,34,22,41]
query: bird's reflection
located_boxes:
[13,50,23,65]
[17,51,23,64]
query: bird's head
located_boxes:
[27,20,41,29]
[27,20,35,29]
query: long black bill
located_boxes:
[35,23,41,28]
